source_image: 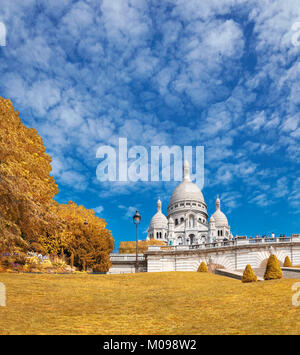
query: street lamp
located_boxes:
[133,210,141,273]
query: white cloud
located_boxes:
[118,205,138,219]
[249,193,269,207]
[1,0,300,216]
[247,111,266,131]
[94,205,104,215]
[59,170,88,191]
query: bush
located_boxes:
[283,256,292,267]
[41,259,53,269]
[197,261,208,272]
[14,253,27,266]
[92,264,107,273]
[264,254,282,280]
[241,264,257,283]
[52,258,66,269]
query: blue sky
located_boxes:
[1,0,300,248]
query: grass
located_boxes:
[0,272,300,335]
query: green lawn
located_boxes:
[0,272,300,335]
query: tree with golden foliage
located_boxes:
[46,201,114,272]
[197,261,208,272]
[283,256,292,267]
[264,254,282,280]
[0,97,59,252]
[241,264,257,283]
[0,97,115,273]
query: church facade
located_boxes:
[147,161,232,246]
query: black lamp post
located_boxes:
[133,210,141,273]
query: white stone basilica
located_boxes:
[147,161,232,246]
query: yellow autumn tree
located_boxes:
[0,97,115,272]
[0,97,59,252]
[283,256,292,267]
[46,201,114,272]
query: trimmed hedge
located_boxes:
[264,254,282,280]
[283,256,292,267]
[197,261,208,272]
[119,240,165,254]
[242,264,257,283]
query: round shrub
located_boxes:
[197,261,208,272]
[264,254,282,280]
[241,264,257,283]
[283,256,292,267]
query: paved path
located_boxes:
[215,268,264,281]
[236,267,300,280]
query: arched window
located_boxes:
[175,219,178,226]
[180,217,184,223]
[189,234,195,245]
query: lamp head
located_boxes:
[133,210,141,225]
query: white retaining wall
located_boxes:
[108,242,300,274]
[146,244,300,273]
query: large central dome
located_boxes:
[169,180,205,205]
[168,161,205,206]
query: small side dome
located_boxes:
[212,210,228,226]
[149,198,168,229]
[211,196,228,226]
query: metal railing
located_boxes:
[110,236,300,256]
[110,253,145,261]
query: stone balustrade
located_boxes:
[147,235,300,252]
